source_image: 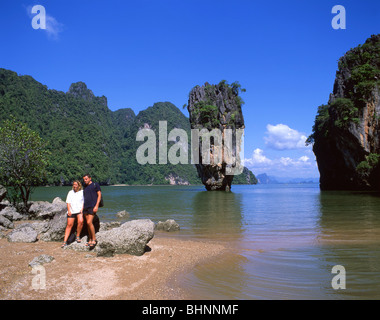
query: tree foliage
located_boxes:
[0,117,50,209]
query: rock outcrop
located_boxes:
[187,81,245,191]
[94,219,155,257]
[310,34,380,190]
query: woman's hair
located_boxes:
[72,180,83,191]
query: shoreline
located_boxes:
[0,233,227,300]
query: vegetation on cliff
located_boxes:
[186,80,255,190]
[308,34,380,190]
[186,80,246,130]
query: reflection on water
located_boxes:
[316,190,380,299]
[190,191,243,240]
[318,191,380,244]
[30,184,380,299]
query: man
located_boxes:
[82,173,101,249]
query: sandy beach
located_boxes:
[0,231,227,300]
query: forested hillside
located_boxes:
[0,68,256,186]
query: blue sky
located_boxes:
[1,0,379,178]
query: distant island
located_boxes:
[256,173,319,185]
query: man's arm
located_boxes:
[93,190,101,213]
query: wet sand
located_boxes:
[0,233,227,300]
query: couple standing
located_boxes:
[62,174,101,249]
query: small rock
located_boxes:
[155,219,180,232]
[0,215,14,229]
[116,210,130,219]
[29,254,55,268]
[64,236,89,252]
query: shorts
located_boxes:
[83,207,96,215]
[67,212,82,218]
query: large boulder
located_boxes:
[28,199,67,220]
[7,225,38,243]
[16,222,50,235]
[39,212,68,242]
[94,219,155,257]
[0,206,25,221]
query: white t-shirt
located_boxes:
[66,189,84,214]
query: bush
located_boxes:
[356,153,380,177]
[331,98,359,128]
[0,118,50,209]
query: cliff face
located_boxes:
[187,81,246,191]
[311,34,380,190]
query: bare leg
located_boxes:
[85,213,96,244]
[76,214,84,237]
[63,217,75,242]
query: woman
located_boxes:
[61,180,84,248]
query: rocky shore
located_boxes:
[0,189,227,299]
[0,191,179,257]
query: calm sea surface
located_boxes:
[31,184,380,300]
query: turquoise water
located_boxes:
[31,184,380,299]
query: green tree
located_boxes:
[0,118,50,210]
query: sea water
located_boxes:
[31,184,380,299]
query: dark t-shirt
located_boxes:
[83,182,101,209]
